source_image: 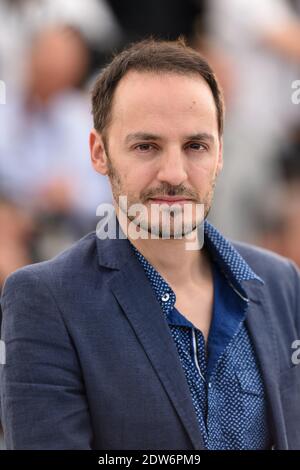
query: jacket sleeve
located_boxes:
[0,267,94,449]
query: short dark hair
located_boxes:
[91,38,224,139]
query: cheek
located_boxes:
[118,167,152,197]
[123,158,157,187]
[189,152,220,179]
[187,165,218,198]
[188,162,215,184]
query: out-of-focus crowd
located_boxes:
[0,0,300,291]
[0,0,300,449]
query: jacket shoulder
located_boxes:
[231,240,297,276]
[1,231,98,296]
[232,240,300,301]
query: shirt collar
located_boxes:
[203,220,263,286]
[131,219,264,314]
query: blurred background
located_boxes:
[0,1,300,443]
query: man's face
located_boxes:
[91,71,223,238]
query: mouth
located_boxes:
[148,197,194,205]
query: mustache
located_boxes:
[141,183,199,201]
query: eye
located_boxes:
[186,142,208,152]
[134,143,155,152]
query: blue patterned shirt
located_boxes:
[131,220,272,449]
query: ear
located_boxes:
[90,128,109,175]
[215,136,223,177]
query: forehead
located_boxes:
[109,71,219,138]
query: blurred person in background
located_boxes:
[0,198,33,288]
[194,0,300,243]
[0,25,112,274]
[0,0,121,87]
[255,124,300,266]
[254,184,300,267]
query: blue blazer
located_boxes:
[1,225,300,450]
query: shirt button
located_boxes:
[208,382,212,389]
[161,293,170,302]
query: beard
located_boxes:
[106,154,216,239]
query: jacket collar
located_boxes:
[204,220,263,283]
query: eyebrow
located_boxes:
[125,132,215,145]
[125,132,161,144]
[184,133,215,144]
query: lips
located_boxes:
[148,197,194,205]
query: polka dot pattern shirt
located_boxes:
[131,220,272,450]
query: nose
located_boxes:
[156,147,188,186]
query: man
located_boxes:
[1,39,300,450]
